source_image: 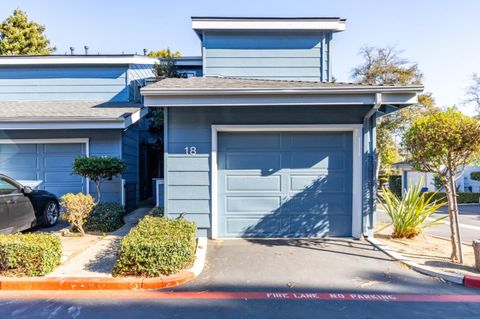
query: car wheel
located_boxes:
[43,201,59,227]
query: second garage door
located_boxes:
[0,142,87,198]
[217,131,353,238]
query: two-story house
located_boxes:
[0,55,157,209]
[142,17,424,239]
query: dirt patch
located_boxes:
[375,223,479,276]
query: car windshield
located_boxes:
[0,178,19,196]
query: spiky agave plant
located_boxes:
[380,178,447,238]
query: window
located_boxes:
[0,178,19,196]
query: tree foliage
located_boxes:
[465,73,480,114]
[351,46,436,175]
[0,9,54,55]
[147,48,181,58]
[352,46,422,86]
[404,109,480,262]
[72,156,126,204]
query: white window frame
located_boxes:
[210,124,363,239]
[0,138,90,194]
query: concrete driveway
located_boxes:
[179,238,475,294]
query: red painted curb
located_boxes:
[464,275,480,288]
[0,270,195,291]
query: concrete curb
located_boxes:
[367,237,480,288]
[0,237,207,291]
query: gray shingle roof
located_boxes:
[142,76,423,91]
[0,101,142,121]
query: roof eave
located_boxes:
[141,86,424,96]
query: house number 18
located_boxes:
[184,146,197,155]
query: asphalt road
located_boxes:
[0,239,478,319]
[377,204,480,243]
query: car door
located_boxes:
[0,177,35,233]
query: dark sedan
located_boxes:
[0,174,59,234]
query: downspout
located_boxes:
[362,92,382,237]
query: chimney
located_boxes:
[143,48,148,56]
[69,47,75,55]
[84,46,89,55]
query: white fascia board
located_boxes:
[0,55,158,66]
[0,119,125,130]
[123,107,148,128]
[144,91,420,108]
[192,19,346,31]
[141,86,424,96]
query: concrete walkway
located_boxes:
[48,207,151,277]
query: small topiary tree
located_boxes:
[404,108,480,263]
[72,156,126,203]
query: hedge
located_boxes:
[0,233,61,276]
[423,192,480,204]
[85,202,125,233]
[113,215,196,277]
[388,175,402,198]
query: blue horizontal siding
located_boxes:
[203,31,332,81]
[165,105,370,232]
[0,66,128,101]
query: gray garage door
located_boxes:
[217,131,353,238]
[0,143,87,198]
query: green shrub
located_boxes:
[85,203,125,233]
[388,175,402,198]
[113,216,196,277]
[149,206,164,217]
[470,171,480,181]
[0,233,61,276]
[422,192,480,204]
[380,179,446,238]
[72,156,126,203]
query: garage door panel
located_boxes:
[220,133,281,150]
[226,153,281,170]
[0,144,36,153]
[226,175,281,191]
[226,196,282,213]
[0,156,37,169]
[44,143,83,153]
[46,185,84,196]
[227,217,288,237]
[0,142,86,198]
[289,174,346,192]
[289,193,349,215]
[290,152,346,170]
[218,131,353,238]
[43,172,83,183]
[285,132,347,150]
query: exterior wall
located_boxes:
[128,64,156,102]
[164,105,371,236]
[122,122,140,204]
[0,66,129,101]
[0,64,155,102]
[202,31,332,81]
[0,129,123,202]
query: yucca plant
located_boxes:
[379,178,447,238]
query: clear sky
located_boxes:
[3,0,480,114]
